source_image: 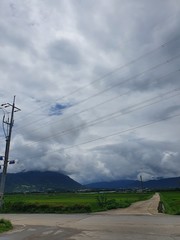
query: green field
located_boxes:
[1,192,153,213]
[160,191,180,215]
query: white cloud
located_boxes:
[0,0,180,184]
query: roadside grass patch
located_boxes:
[160,191,180,215]
[0,219,13,233]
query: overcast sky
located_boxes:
[0,0,180,184]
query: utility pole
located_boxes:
[0,96,20,207]
[140,175,143,192]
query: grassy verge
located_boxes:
[0,192,153,213]
[0,219,13,233]
[160,191,180,215]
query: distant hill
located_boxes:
[5,171,82,193]
[85,177,180,190]
[4,172,180,193]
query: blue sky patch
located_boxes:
[49,103,71,116]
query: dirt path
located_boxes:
[98,192,160,215]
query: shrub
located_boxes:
[96,194,108,208]
[96,194,123,210]
[0,219,13,233]
[106,199,119,210]
[1,201,92,213]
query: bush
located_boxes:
[0,219,13,233]
[106,199,119,210]
[96,194,108,208]
[65,204,92,213]
[96,194,123,210]
[1,201,92,213]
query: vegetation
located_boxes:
[160,191,180,215]
[1,191,179,215]
[0,219,13,233]
[0,192,153,213]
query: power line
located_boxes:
[39,68,180,129]
[60,112,180,151]
[13,112,180,162]
[14,87,180,148]
[28,88,180,143]
[16,35,180,123]
[15,55,180,132]
[15,90,130,133]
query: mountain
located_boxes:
[4,172,180,193]
[5,171,82,193]
[85,180,139,189]
[85,177,180,190]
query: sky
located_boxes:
[0,0,180,184]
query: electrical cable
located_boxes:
[61,112,180,151]
[14,87,180,148]
[28,88,180,143]
[16,35,180,123]
[15,55,180,131]
[12,111,180,161]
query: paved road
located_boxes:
[0,194,180,240]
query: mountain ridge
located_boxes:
[4,171,180,192]
[85,177,180,190]
[5,171,82,192]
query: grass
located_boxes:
[160,191,180,215]
[0,192,153,213]
[0,219,13,233]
